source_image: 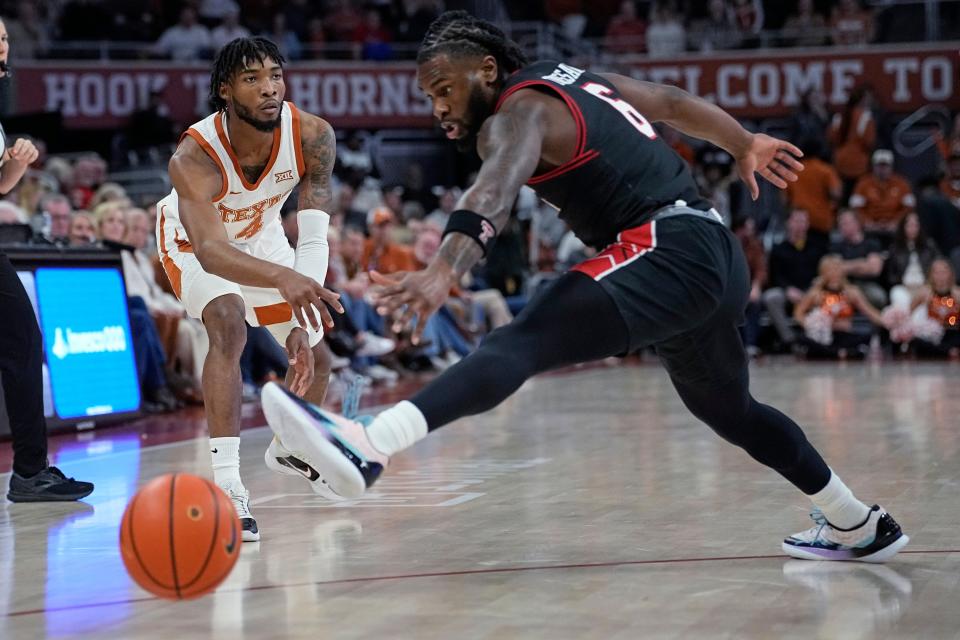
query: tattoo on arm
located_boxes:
[437,234,486,279]
[432,106,543,279]
[299,120,336,211]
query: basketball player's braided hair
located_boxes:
[417,11,528,80]
[209,37,286,112]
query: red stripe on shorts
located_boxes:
[571,221,656,281]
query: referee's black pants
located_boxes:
[0,253,48,477]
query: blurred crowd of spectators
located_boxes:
[522,0,907,58]
[0,0,926,63]
[732,85,960,360]
[0,0,445,61]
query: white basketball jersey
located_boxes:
[166,101,305,245]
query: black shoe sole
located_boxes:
[7,488,94,503]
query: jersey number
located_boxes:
[581,82,657,140]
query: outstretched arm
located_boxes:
[600,73,804,200]
[434,99,545,282]
[369,97,545,341]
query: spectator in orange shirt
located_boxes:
[940,145,960,208]
[829,86,876,202]
[783,138,841,246]
[850,149,915,245]
[363,206,417,275]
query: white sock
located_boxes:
[366,401,428,456]
[210,437,242,487]
[809,471,871,529]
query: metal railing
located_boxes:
[892,104,951,158]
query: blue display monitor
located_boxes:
[4,249,142,431]
[35,267,141,419]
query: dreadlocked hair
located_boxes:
[417,11,528,80]
[209,37,286,112]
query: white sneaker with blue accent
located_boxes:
[260,382,387,500]
[219,480,260,542]
[783,505,909,563]
[264,436,347,501]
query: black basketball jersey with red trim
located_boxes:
[494,60,710,248]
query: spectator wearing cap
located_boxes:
[850,149,915,246]
[940,145,960,208]
[363,207,416,275]
[783,138,841,247]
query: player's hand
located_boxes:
[275,268,343,332]
[369,265,454,344]
[6,138,39,166]
[285,327,314,397]
[735,134,804,201]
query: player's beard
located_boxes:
[230,98,282,132]
[456,84,495,154]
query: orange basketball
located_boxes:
[119,473,240,600]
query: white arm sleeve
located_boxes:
[294,209,331,284]
[292,209,331,330]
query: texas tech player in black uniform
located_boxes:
[496,60,712,248]
[262,13,908,563]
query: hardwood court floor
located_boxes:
[2,359,959,639]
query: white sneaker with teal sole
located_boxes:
[783,505,908,563]
[261,382,386,500]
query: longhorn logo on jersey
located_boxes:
[217,189,293,240]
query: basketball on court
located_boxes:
[119,473,240,600]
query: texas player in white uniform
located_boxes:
[157,37,343,541]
